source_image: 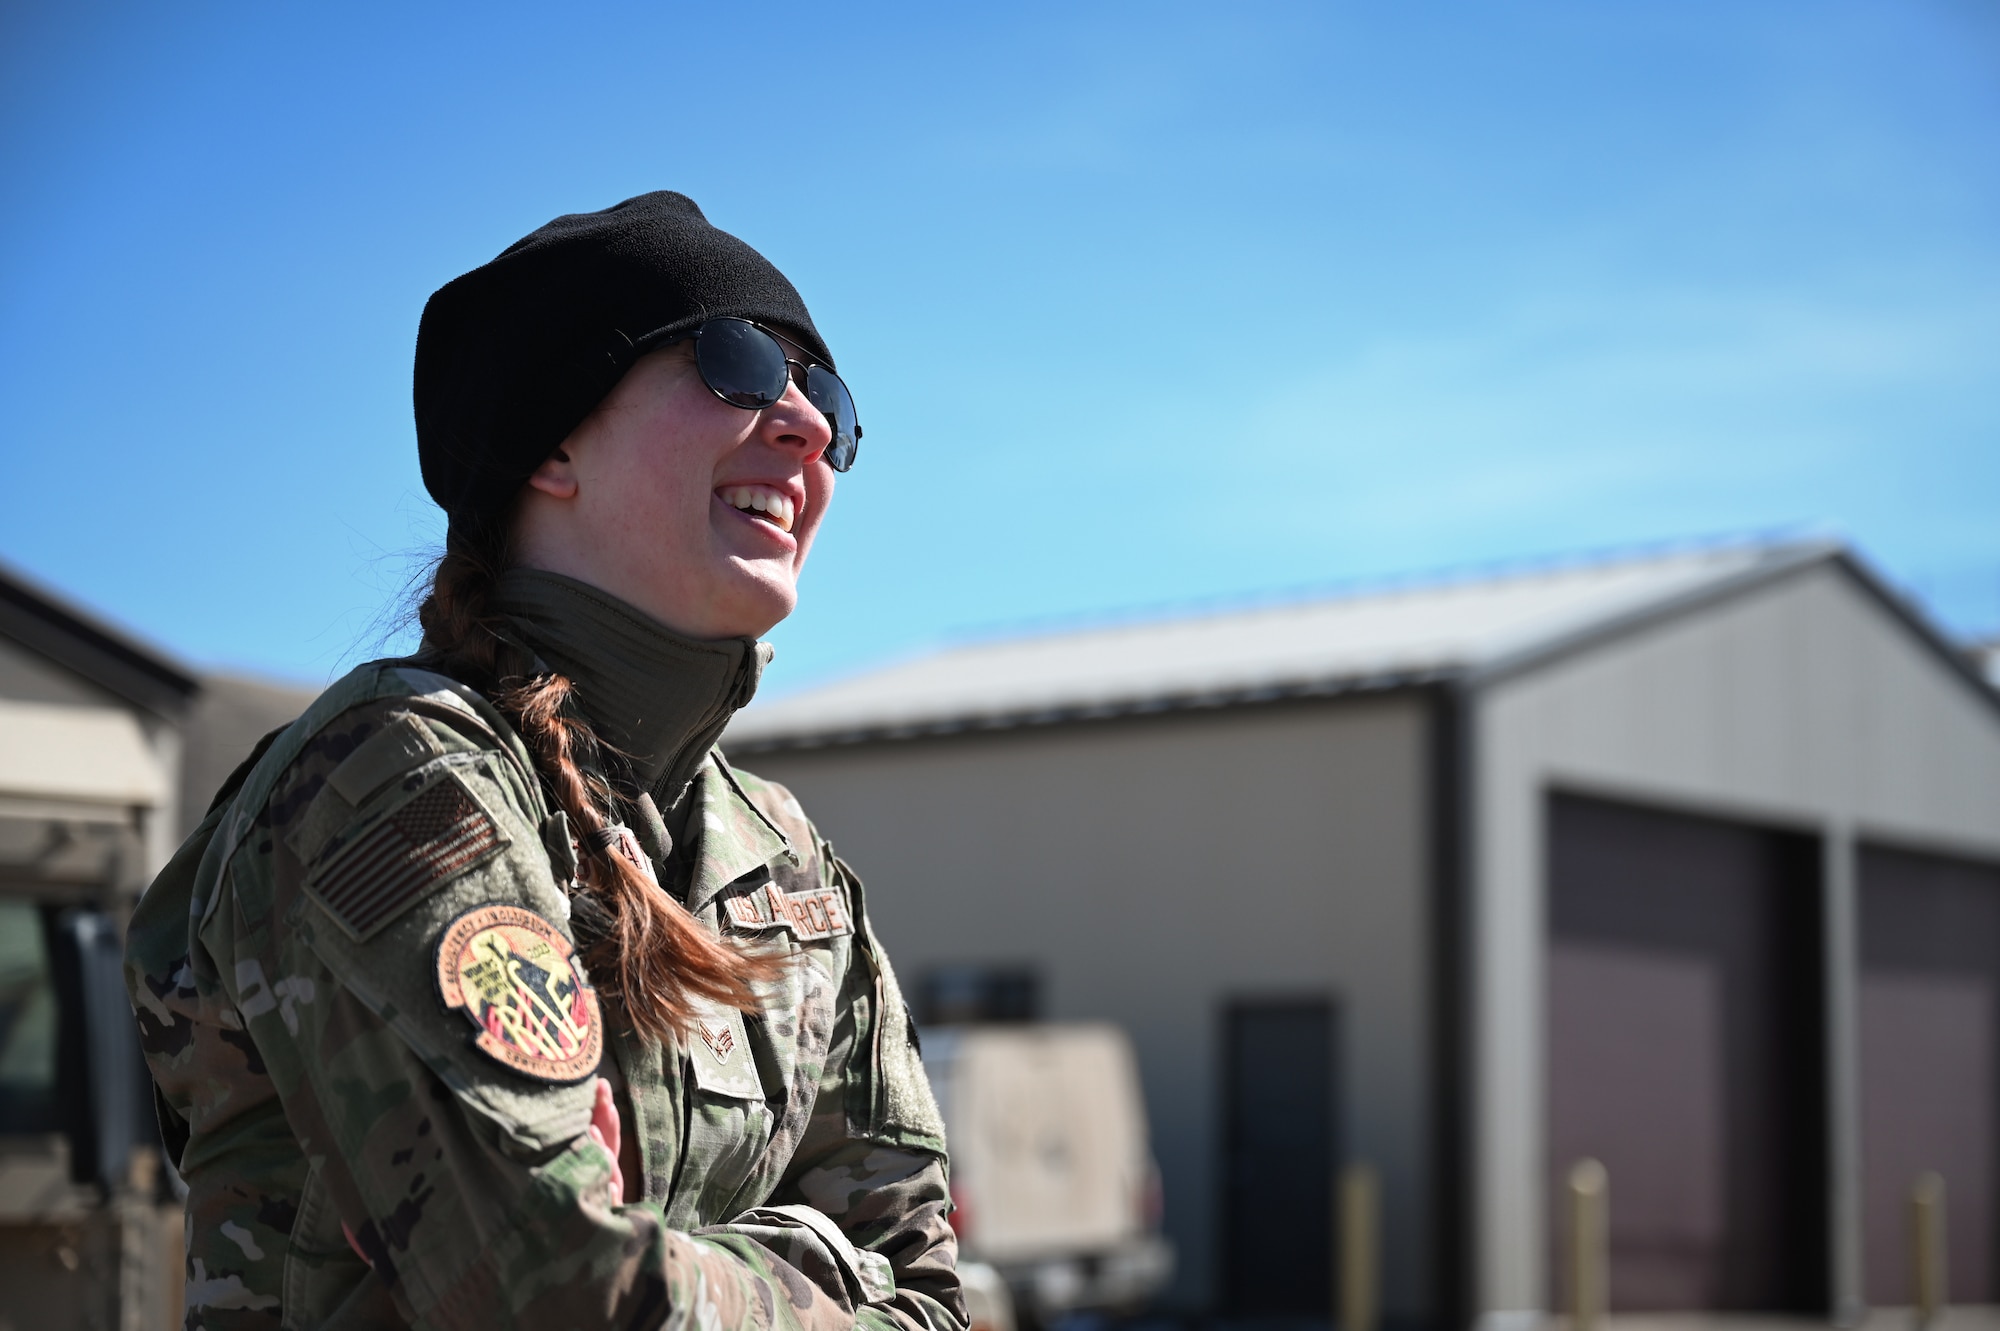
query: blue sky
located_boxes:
[2,1,1995,695]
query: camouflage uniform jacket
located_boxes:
[125,659,961,1331]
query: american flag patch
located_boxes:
[307,775,509,940]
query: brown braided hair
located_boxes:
[415,522,777,1043]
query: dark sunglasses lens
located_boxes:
[806,366,860,472]
[696,318,788,409]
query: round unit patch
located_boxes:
[434,904,603,1082]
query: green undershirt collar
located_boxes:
[489,568,771,807]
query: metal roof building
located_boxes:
[726,540,2000,1328]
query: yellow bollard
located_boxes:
[1911,1171,1946,1330]
[1568,1158,1608,1331]
[1339,1163,1379,1331]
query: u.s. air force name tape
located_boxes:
[723,882,852,941]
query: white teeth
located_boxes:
[722,486,794,533]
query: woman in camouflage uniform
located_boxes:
[126,193,962,1331]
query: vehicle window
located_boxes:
[0,899,59,1132]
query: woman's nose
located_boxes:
[760,378,832,462]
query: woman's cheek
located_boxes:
[798,467,835,559]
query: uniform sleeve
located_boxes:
[213,703,869,1331]
[757,853,967,1331]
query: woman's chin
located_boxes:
[700,565,797,639]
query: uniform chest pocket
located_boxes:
[667,1003,780,1227]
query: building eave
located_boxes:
[0,560,202,719]
[1460,540,1838,691]
[725,667,1456,755]
[1460,541,2000,721]
[731,538,1998,754]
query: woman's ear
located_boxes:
[525,447,579,500]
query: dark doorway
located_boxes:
[916,964,1039,1025]
[1546,793,1826,1313]
[1221,997,1338,1316]
[1859,844,2000,1304]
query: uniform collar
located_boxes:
[489,568,772,805]
[681,754,798,916]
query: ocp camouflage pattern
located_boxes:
[126,661,962,1331]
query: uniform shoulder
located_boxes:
[224,668,556,950]
[250,662,533,849]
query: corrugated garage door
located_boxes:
[1546,793,1825,1312]
[1859,844,2000,1305]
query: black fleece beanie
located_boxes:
[414,191,830,540]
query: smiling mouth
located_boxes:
[719,485,796,534]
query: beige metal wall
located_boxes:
[1470,562,2000,1321]
[738,692,1435,1315]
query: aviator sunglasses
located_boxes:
[654,317,861,472]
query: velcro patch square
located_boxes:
[308,774,509,940]
[326,714,446,805]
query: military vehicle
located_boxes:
[0,891,182,1331]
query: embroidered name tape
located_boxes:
[434,904,602,1082]
[723,883,852,941]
